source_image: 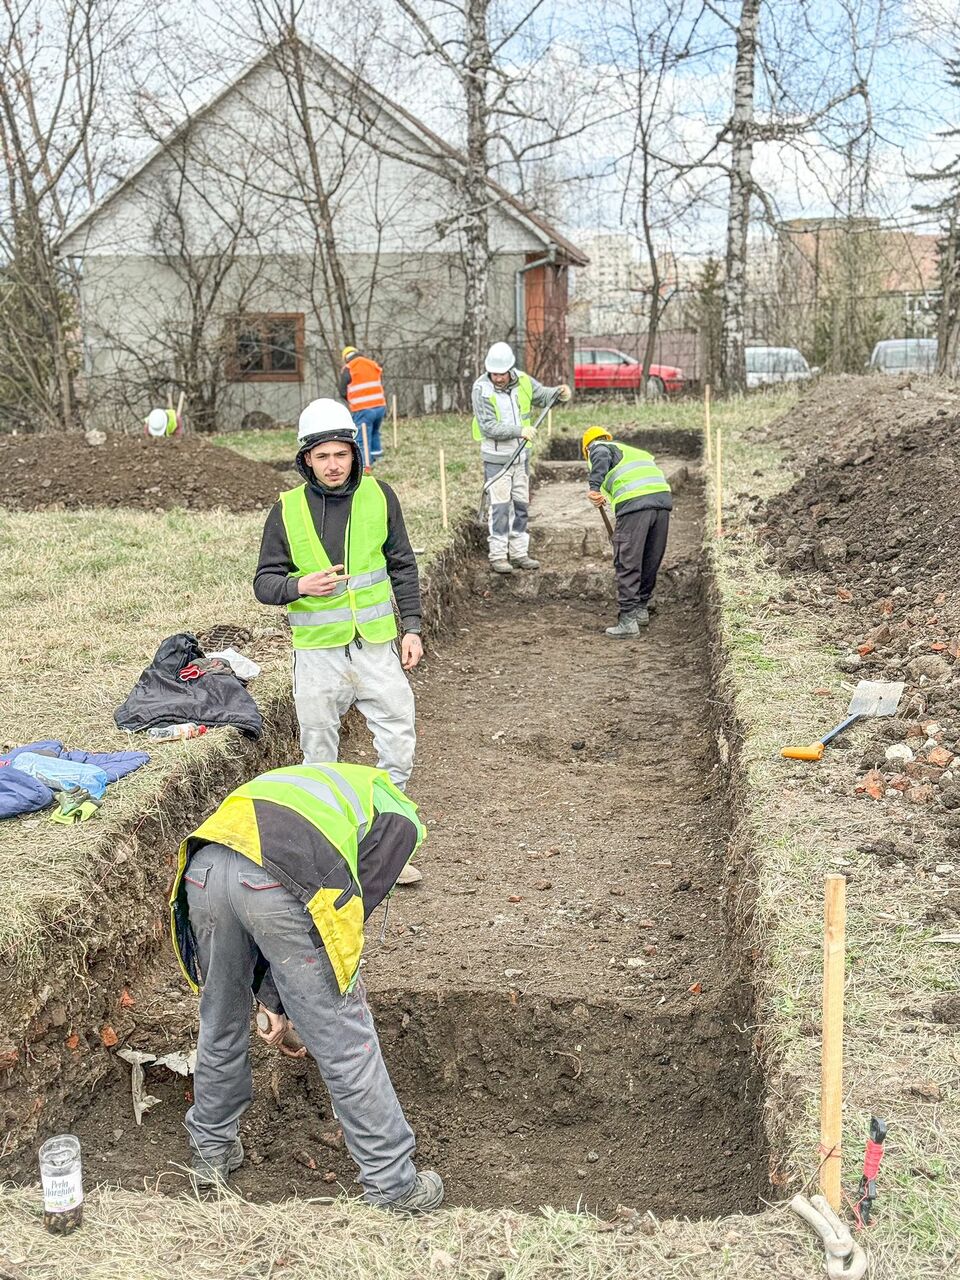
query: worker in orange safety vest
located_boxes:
[340,346,387,465]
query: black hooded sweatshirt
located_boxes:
[253,438,422,634]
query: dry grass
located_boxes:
[0,1184,826,1280]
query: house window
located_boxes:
[227,314,304,382]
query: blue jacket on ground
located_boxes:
[0,740,150,819]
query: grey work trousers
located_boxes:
[484,452,530,561]
[293,639,416,788]
[184,843,417,1203]
[612,507,671,615]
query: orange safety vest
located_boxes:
[344,355,386,411]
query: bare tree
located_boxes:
[0,0,130,429]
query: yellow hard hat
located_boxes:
[342,345,359,361]
[581,425,612,458]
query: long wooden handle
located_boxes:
[599,505,614,542]
[820,875,846,1210]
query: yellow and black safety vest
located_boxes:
[170,763,425,994]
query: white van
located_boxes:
[868,338,937,375]
[745,346,816,388]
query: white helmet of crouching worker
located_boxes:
[146,407,169,437]
[484,342,516,374]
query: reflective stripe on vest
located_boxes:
[472,372,534,441]
[601,442,671,511]
[280,479,398,649]
[345,356,385,410]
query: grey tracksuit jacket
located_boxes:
[471,370,561,465]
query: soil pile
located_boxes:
[758,376,960,858]
[0,433,284,512]
[764,402,960,599]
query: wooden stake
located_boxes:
[704,383,713,464]
[392,394,398,448]
[439,447,448,530]
[175,390,185,421]
[360,422,372,474]
[715,427,723,537]
[547,407,553,437]
[820,874,846,1211]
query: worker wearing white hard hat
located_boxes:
[253,399,425,885]
[471,343,571,573]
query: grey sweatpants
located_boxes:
[484,452,530,561]
[612,507,671,615]
[184,843,417,1203]
[293,639,416,787]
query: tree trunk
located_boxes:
[938,198,960,377]
[461,0,491,389]
[720,0,761,394]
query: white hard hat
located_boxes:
[485,342,515,374]
[146,408,168,437]
[297,398,357,444]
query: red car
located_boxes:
[573,347,685,396]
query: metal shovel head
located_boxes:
[847,680,904,718]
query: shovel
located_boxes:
[781,680,904,761]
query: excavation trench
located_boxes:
[42,450,768,1216]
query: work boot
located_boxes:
[645,597,657,614]
[190,1138,244,1189]
[490,560,514,575]
[368,1170,445,1214]
[396,862,423,886]
[510,555,540,570]
[633,605,650,627]
[605,615,640,639]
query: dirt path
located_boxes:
[62,466,765,1218]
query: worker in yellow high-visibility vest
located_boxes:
[254,400,424,883]
[581,426,672,638]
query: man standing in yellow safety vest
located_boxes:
[581,426,672,638]
[253,399,424,883]
[339,345,386,464]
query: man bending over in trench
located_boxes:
[169,760,443,1213]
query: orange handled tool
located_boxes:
[781,680,904,762]
[781,714,861,760]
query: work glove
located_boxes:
[521,425,537,442]
[556,384,572,403]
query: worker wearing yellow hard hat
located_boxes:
[339,345,386,465]
[581,425,673,639]
[581,425,612,457]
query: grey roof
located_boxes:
[59,40,587,265]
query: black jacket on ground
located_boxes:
[587,441,673,517]
[114,632,263,738]
[253,439,422,633]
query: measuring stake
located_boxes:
[360,422,372,474]
[547,407,553,437]
[820,874,846,1211]
[439,447,448,530]
[704,383,713,465]
[715,427,723,537]
[392,394,398,448]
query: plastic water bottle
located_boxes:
[147,723,206,742]
[39,1134,83,1234]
